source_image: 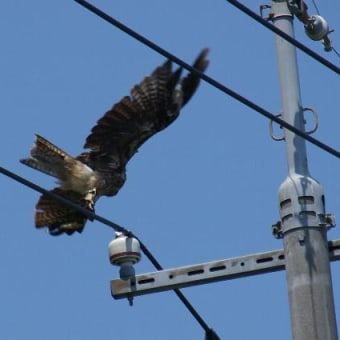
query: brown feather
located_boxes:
[22,49,209,235]
[84,49,209,170]
[20,134,73,179]
[181,48,210,106]
[35,188,90,235]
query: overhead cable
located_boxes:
[73,0,340,159]
[333,47,340,59]
[310,0,321,15]
[0,165,218,339]
[225,0,340,74]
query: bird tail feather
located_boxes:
[21,134,73,179]
[35,188,91,235]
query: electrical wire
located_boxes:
[310,0,321,15]
[225,0,340,75]
[332,47,340,59]
[0,165,219,339]
[73,0,340,159]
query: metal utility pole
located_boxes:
[271,1,338,339]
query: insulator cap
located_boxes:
[305,15,329,41]
[108,233,141,267]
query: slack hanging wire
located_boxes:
[73,0,340,159]
[0,165,218,339]
[225,0,340,74]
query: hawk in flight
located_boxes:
[21,49,209,235]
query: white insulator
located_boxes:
[305,15,329,41]
[108,233,141,280]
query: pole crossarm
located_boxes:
[111,239,340,299]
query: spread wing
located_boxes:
[83,48,209,176]
[25,49,209,236]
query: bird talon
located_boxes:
[83,188,97,211]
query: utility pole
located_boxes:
[271,1,338,339]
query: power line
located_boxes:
[225,0,340,75]
[0,165,219,339]
[73,0,340,159]
[310,0,321,15]
[333,47,340,59]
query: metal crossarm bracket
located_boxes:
[111,239,340,299]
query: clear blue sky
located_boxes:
[1,1,339,339]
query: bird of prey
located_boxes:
[21,48,209,236]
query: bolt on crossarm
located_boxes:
[271,1,338,339]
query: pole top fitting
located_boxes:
[287,1,333,52]
[270,1,293,20]
[304,15,329,41]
